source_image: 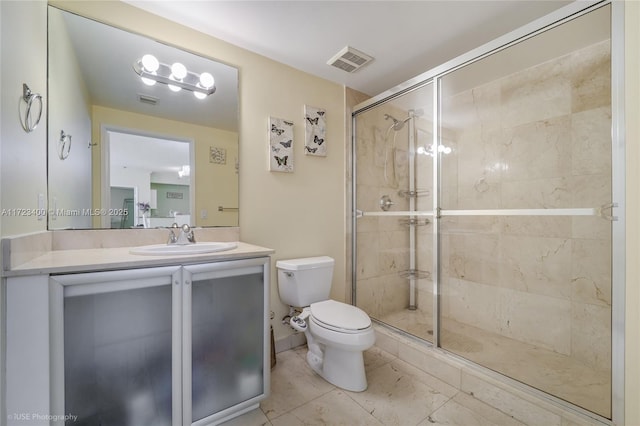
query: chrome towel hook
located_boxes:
[19,83,43,133]
[59,130,72,160]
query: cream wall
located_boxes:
[0,1,48,237]
[54,0,347,343]
[48,5,93,229]
[0,1,48,421]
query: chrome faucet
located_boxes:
[167,223,196,245]
[167,223,179,244]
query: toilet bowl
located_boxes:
[276,257,375,392]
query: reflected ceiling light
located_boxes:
[416,144,452,156]
[133,54,216,99]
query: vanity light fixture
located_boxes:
[133,54,216,99]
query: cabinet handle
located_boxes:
[185,280,191,285]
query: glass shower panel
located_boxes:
[354,83,434,343]
[438,5,612,419]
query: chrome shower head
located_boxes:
[384,113,410,131]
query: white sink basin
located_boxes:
[130,242,238,256]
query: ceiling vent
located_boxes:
[327,46,374,73]
[138,94,159,106]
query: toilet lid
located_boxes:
[310,300,371,331]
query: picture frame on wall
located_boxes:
[269,116,294,172]
[304,105,326,156]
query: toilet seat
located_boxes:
[310,300,371,334]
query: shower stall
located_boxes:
[352,2,622,422]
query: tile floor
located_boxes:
[222,345,526,426]
[380,309,611,418]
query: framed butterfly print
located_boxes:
[304,105,326,157]
[269,116,294,172]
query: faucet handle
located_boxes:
[181,224,196,243]
[167,229,178,244]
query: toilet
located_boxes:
[276,256,375,392]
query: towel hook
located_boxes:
[59,130,72,160]
[19,84,43,133]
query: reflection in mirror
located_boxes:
[107,130,192,229]
[47,6,239,230]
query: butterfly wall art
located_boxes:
[304,105,326,157]
[269,116,294,172]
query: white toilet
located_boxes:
[276,256,375,392]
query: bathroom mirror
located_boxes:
[47,6,239,230]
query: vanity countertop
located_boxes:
[3,241,274,277]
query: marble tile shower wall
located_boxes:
[356,39,611,371]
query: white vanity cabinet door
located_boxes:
[49,266,183,426]
[5,275,52,426]
[182,257,270,426]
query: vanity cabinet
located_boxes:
[6,257,270,426]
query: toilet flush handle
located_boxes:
[284,271,294,278]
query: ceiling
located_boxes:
[125,0,575,96]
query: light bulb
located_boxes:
[199,72,214,89]
[168,84,181,92]
[171,62,187,80]
[193,91,206,100]
[141,54,159,73]
[141,76,156,86]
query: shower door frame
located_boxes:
[351,0,624,424]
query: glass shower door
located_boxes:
[354,83,435,343]
[352,2,616,420]
[438,4,612,418]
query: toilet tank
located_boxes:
[276,256,334,307]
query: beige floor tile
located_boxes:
[270,389,384,426]
[380,308,610,417]
[225,344,598,426]
[346,361,452,425]
[220,407,272,426]
[419,398,500,426]
[363,345,397,372]
[260,349,335,419]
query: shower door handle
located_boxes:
[379,195,394,211]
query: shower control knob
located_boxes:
[380,195,394,211]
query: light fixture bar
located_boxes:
[133,58,216,96]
